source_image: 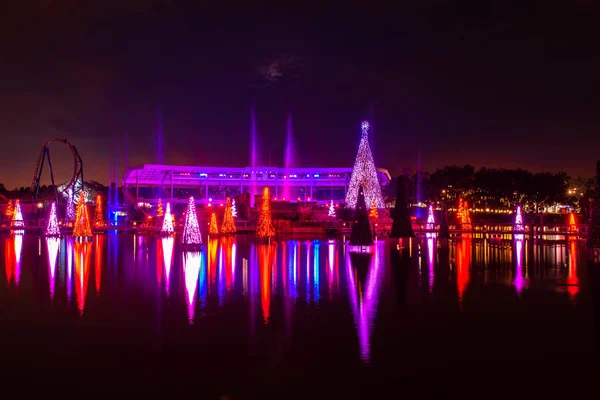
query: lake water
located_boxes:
[1,233,599,398]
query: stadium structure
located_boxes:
[121,164,391,207]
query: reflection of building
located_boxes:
[122,164,391,206]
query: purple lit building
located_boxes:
[122,164,391,207]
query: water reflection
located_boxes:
[183,251,201,324]
[74,241,92,315]
[513,236,526,296]
[0,234,592,369]
[46,237,60,300]
[346,242,384,362]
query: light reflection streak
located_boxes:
[14,233,22,286]
[162,237,174,295]
[456,235,471,306]
[4,236,14,285]
[567,240,579,299]
[183,251,201,324]
[67,238,73,305]
[207,238,218,295]
[221,236,234,294]
[306,241,311,302]
[513,236,526,296]
[94,235,104,295]
[346,242,383,363]
[258,244,276,324]
[46,237,60,300]
[218,245,225,306]
[74,241,92,315]
[427,237,435,292]
[313,242,320,303]
[328,242,335,300]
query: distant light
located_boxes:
[307,197,311,201]
[208,204,212,207]
[208,198,213,202]
[37,202,43,208]
[306,174,310,177]
[314,174,320,178]
[297,197,301,201]
[220,204,224,207]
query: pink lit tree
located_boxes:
[514,206,524,232]
[161,202,174,235]
[182,197,202,245]
[46,202,60,237]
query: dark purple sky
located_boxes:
[1,1,599,189]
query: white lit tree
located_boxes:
[231,198,237,218]
[328,199,336,217]
[514,206,524,232]
[182,197,202,245]
[161,202,174,235]
[46,202,60,237]
[12,200,24,229]
[65,188,75,222]
[345,121,385,209]
[426,205,435,231]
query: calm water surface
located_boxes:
[1,233,599,397]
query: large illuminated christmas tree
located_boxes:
[182,196,202,245]
[93,194,104,228]
[345,121,385,209]
[46,202,60,237]
[257,187,275,239]
[221,197,237,234]
[349,185,374,246]
[65,188,75,222]
[73,192,92,238]
[12,199,24,229]
[209,212,219,236]
[161,202,174,235]
[514,206,524,232]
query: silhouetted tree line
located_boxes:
[384,165,595,217]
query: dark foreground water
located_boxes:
[1,233,599,398]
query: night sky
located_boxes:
[1,1,599,190]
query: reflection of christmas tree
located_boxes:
[12,199,24,229]
[369,199,379,220]
[349,185,374,246]
[182,197,202,245]
[161,202,174,235]
[5,199,13,218]
[221,197,237,234]
[345,121,385,209]
[66,188,75,222]
[328,200,336,217]
[257,187,275,239]
[46,202,60,236]
[157,199,164,217]
[231,198,237,218]
[73,192,92,238]
[93,195,104,228]
[209,212,219,235]
[514,206,524,232]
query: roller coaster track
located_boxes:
[31,138,84,203]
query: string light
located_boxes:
[182,196,202,245]
[209,212,219,235]
[73,191,92,238]
[161,202,174,235]
[5,199,13,218]
[426,205,435,230]
[12,199,24,234]
[156,198,164,217]
[257,187,275,239]
[345,121,385,209]
[231,198,237,218]
[93,194,104,228]
[46,202,60,237]
[514,206,524,232]
[65,188,75,222]
[221,197,237,234]
[328,199,336,217]
[368,199,379,220]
